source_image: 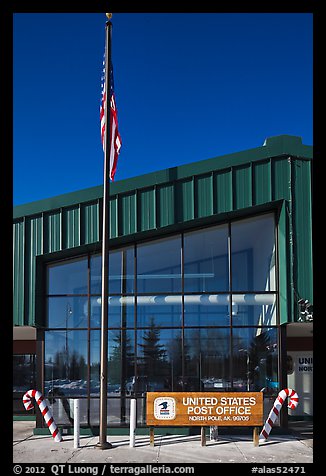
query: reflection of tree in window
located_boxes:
[138,317,168,378]
[248,332,278,393]
[108,331,134,387]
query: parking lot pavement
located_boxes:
[12,421,313,465]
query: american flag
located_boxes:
[100,54,122,181]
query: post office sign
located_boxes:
[146,392,263,426]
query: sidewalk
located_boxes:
[13,420,313,464]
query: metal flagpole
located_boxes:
[96,13,113,450]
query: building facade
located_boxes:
[13,135,313,433]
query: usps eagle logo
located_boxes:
[153,397,176,420]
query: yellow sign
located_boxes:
[146,392,263,426]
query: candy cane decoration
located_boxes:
[260,388,299,440]
[23,389,63,442]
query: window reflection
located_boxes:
[137,236,181,293]
[184,298,229,326]
[231,294,276,325]
[47,257,88,295]
[90,297,134,328]
[47,297,88,328]
[44,330,88,396]
[184,224,229,292]
[231,214,276,291]
[183,328,230,391]
[232,327,278,393]
[137,298,181,327]
[90,247,134,295]
[136,327,182,394]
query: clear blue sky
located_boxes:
[13,13,313,206]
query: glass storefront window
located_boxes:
[183,328,231,391]
[44,330,88,396]
[231,214,276,291]
[89,296,135,328]
[136,298,182,327]
[89,330,135,397]
[47,257,88,295]
[43,211,279,427]
[184,224,229,292]
[184,295,229,326]
[231,293,276,326]
[90,248,134,295]
[136,328,182,393]
[137,236,181,293]
[47,296,88,328]
[232,327,278,393]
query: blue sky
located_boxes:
[13,13,313,206]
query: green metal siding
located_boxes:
[139,187,156,231]
[215,169,232,213]
[13,135,313,327]
[196,173,213,218]
[63,206,80,249]
[13,220,25,326]
[81,201,100,244]
[293,159,313,303]
[272,158,291,201]
[233,164,252,210]
[253,160,272,205]
[157,183,175,228]
[119,192,137,236]
[175,178,194,223]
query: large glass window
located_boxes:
[44,211,279,427]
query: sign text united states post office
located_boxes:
[146,392,263,426]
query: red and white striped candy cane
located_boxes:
[23,389,63,442]
[260,388,299,440]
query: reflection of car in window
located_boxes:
[125,376,169,395]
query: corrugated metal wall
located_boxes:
[13,155,312,327]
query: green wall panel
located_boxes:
[62,206,80,249]
[81,201,100,245]
[119,192,137,236]
[157,183,175,228]
[272,158,290,201]
[139,187,156,232]
[233,164,252,210]
[13,220,25,326]
[215,169,232,213]
[43,211,61,254]
[196,173,213,218]
[293,159,313,302]
[253,160,272,205]
[109,197,118,239]
[25,215,43,326]
[175,178,194,223]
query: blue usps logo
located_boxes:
[154,397,176,420]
